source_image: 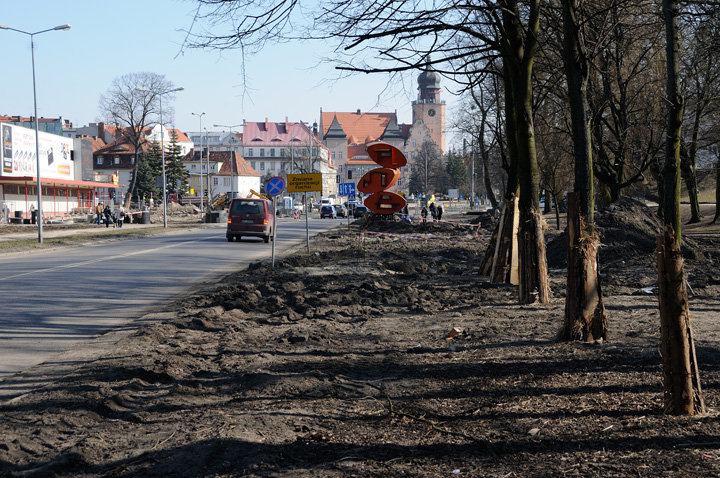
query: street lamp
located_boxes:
[1,23,71,243]
[192,112,205,213]
[213,123,244,199]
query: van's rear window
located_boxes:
[232,201,262,214]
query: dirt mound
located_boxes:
[546,197,704,269]
[166,202,200,214]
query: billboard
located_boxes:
[0,123,74,179]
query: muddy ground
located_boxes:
[1,201,719,477]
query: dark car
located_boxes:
[320,205,337,219]
[353,205,369,218]
[226,198,274,242]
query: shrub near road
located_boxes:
[0,207,719,477]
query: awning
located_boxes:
[0,176,121,188]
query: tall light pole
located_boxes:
[213,123,244,199]
[1,23,71,243]
[192,112,205,213]
[158,87,184,228]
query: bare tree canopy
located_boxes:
[98,72,179,206]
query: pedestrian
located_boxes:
[429,202,437,221]
[421,206,428,223]
[103,205,115,228]
[437,204,443,221]
[117,205,126,228]
[95,202,104,225]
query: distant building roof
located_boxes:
[321,111,401,144]
[243,118,324,148]
[190,150,260,177]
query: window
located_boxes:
[260,148,265,157]
[248,148,253,157]
[260,162,265,170]
[270,148,275,157]
[338,152,343,159]
[131,157,135,164]
[251,161,256,169]
[224,177,230,186]
[348,170,352,179]
[331,151,336,159]
[191,164,196,170]
[114,157,120,165]
[412,140,417,147]
[280,149,286,157]
[97,156,104,165]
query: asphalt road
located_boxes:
[0,217,341,398]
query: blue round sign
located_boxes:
[266,176,286,196]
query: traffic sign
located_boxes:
[266,176,286,196]
[287,173,322,193]
[338,182,356,197]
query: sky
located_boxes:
[1,1,460,143]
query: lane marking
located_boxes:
[0,234,219,282]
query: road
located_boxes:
[0,217,341,399]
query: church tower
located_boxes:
[411,61,446,152]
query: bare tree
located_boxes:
[658,0,704,415]
[98,72,176,207]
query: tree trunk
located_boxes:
[562,194,607,341]
[659,0,704,415]
[714,156,720,224]
[560,0,607,341]
[680,146,702,224]
[658,227,704,414]
[124,152,140,208]
[482,151,499,210]
[504,0,549,304]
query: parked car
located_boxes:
[320,205,337,219]
[344,202,360,216]
[333,204,347,218]
[226,198,274,243]
[353,205,369,218]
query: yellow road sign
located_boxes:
[287,173,322,193]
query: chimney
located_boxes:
[356,109,361,115]
[98,122,106,141]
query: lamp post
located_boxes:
[157,87,184,228]
[1,23,71,243]
[192,112,205,213]
[213,123,244,199]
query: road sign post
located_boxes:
[287,174,322,254]
[265,176,285,268]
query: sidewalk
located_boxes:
[0,222,166,242]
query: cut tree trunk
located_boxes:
[658,226,705,414]
[517,208,550,304]
[561,193,607,342]
[713,157,719,224]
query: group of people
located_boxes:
[420,202,444,222]
[95,202,127,228]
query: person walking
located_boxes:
[421,206,428,223]
[95,202,104,225]
[103,205,115,228]
[117,206,126,228]
[429,202,437,221]
[437,204,443,221]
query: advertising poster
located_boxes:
[0,124,73,179]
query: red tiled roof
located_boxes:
[321,111,397,144]
[243,119,324,148]
[190,150,260,177]
[347,144,375,165]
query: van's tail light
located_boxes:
[263,219,269,225]
[227,219,232,224]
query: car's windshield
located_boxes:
[231,201,262,214]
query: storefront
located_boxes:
[0,176,119,223]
